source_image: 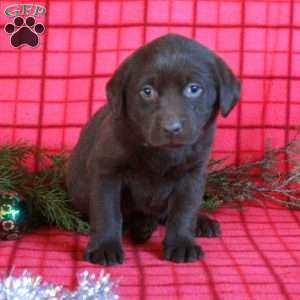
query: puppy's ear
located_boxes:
[214,57,241,117]
[106,58,130,119]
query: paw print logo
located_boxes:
[4,16,45,48]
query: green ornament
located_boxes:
[0,191,31,240]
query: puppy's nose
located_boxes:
[163,121,183,135]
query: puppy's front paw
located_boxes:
[84,239,124,266]
[163,239,204,263]
[196,215,221,237]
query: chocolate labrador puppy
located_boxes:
[66,34,240,265]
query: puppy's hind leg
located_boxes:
[67,181,90,219]
[195,215,221,238]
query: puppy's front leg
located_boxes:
[163,168,205,263]
[84,174,123,266]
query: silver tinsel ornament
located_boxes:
[0,269,119,300]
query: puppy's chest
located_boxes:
[121,147,203,211]
[122,168,175,211]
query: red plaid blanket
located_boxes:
[1,206,299,300]
[0,0,299,299]
[0,0,299,159]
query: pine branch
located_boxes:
[30,152,90,233]
[0,144,33,193]
[0,144,89,234]
[203,134,300,211]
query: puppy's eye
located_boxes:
[140,85,157,100]
[184,83,203,98]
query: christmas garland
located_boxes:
[0,135,299,235]
[0,269,119,299]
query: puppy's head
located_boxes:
[106,34,240,148]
